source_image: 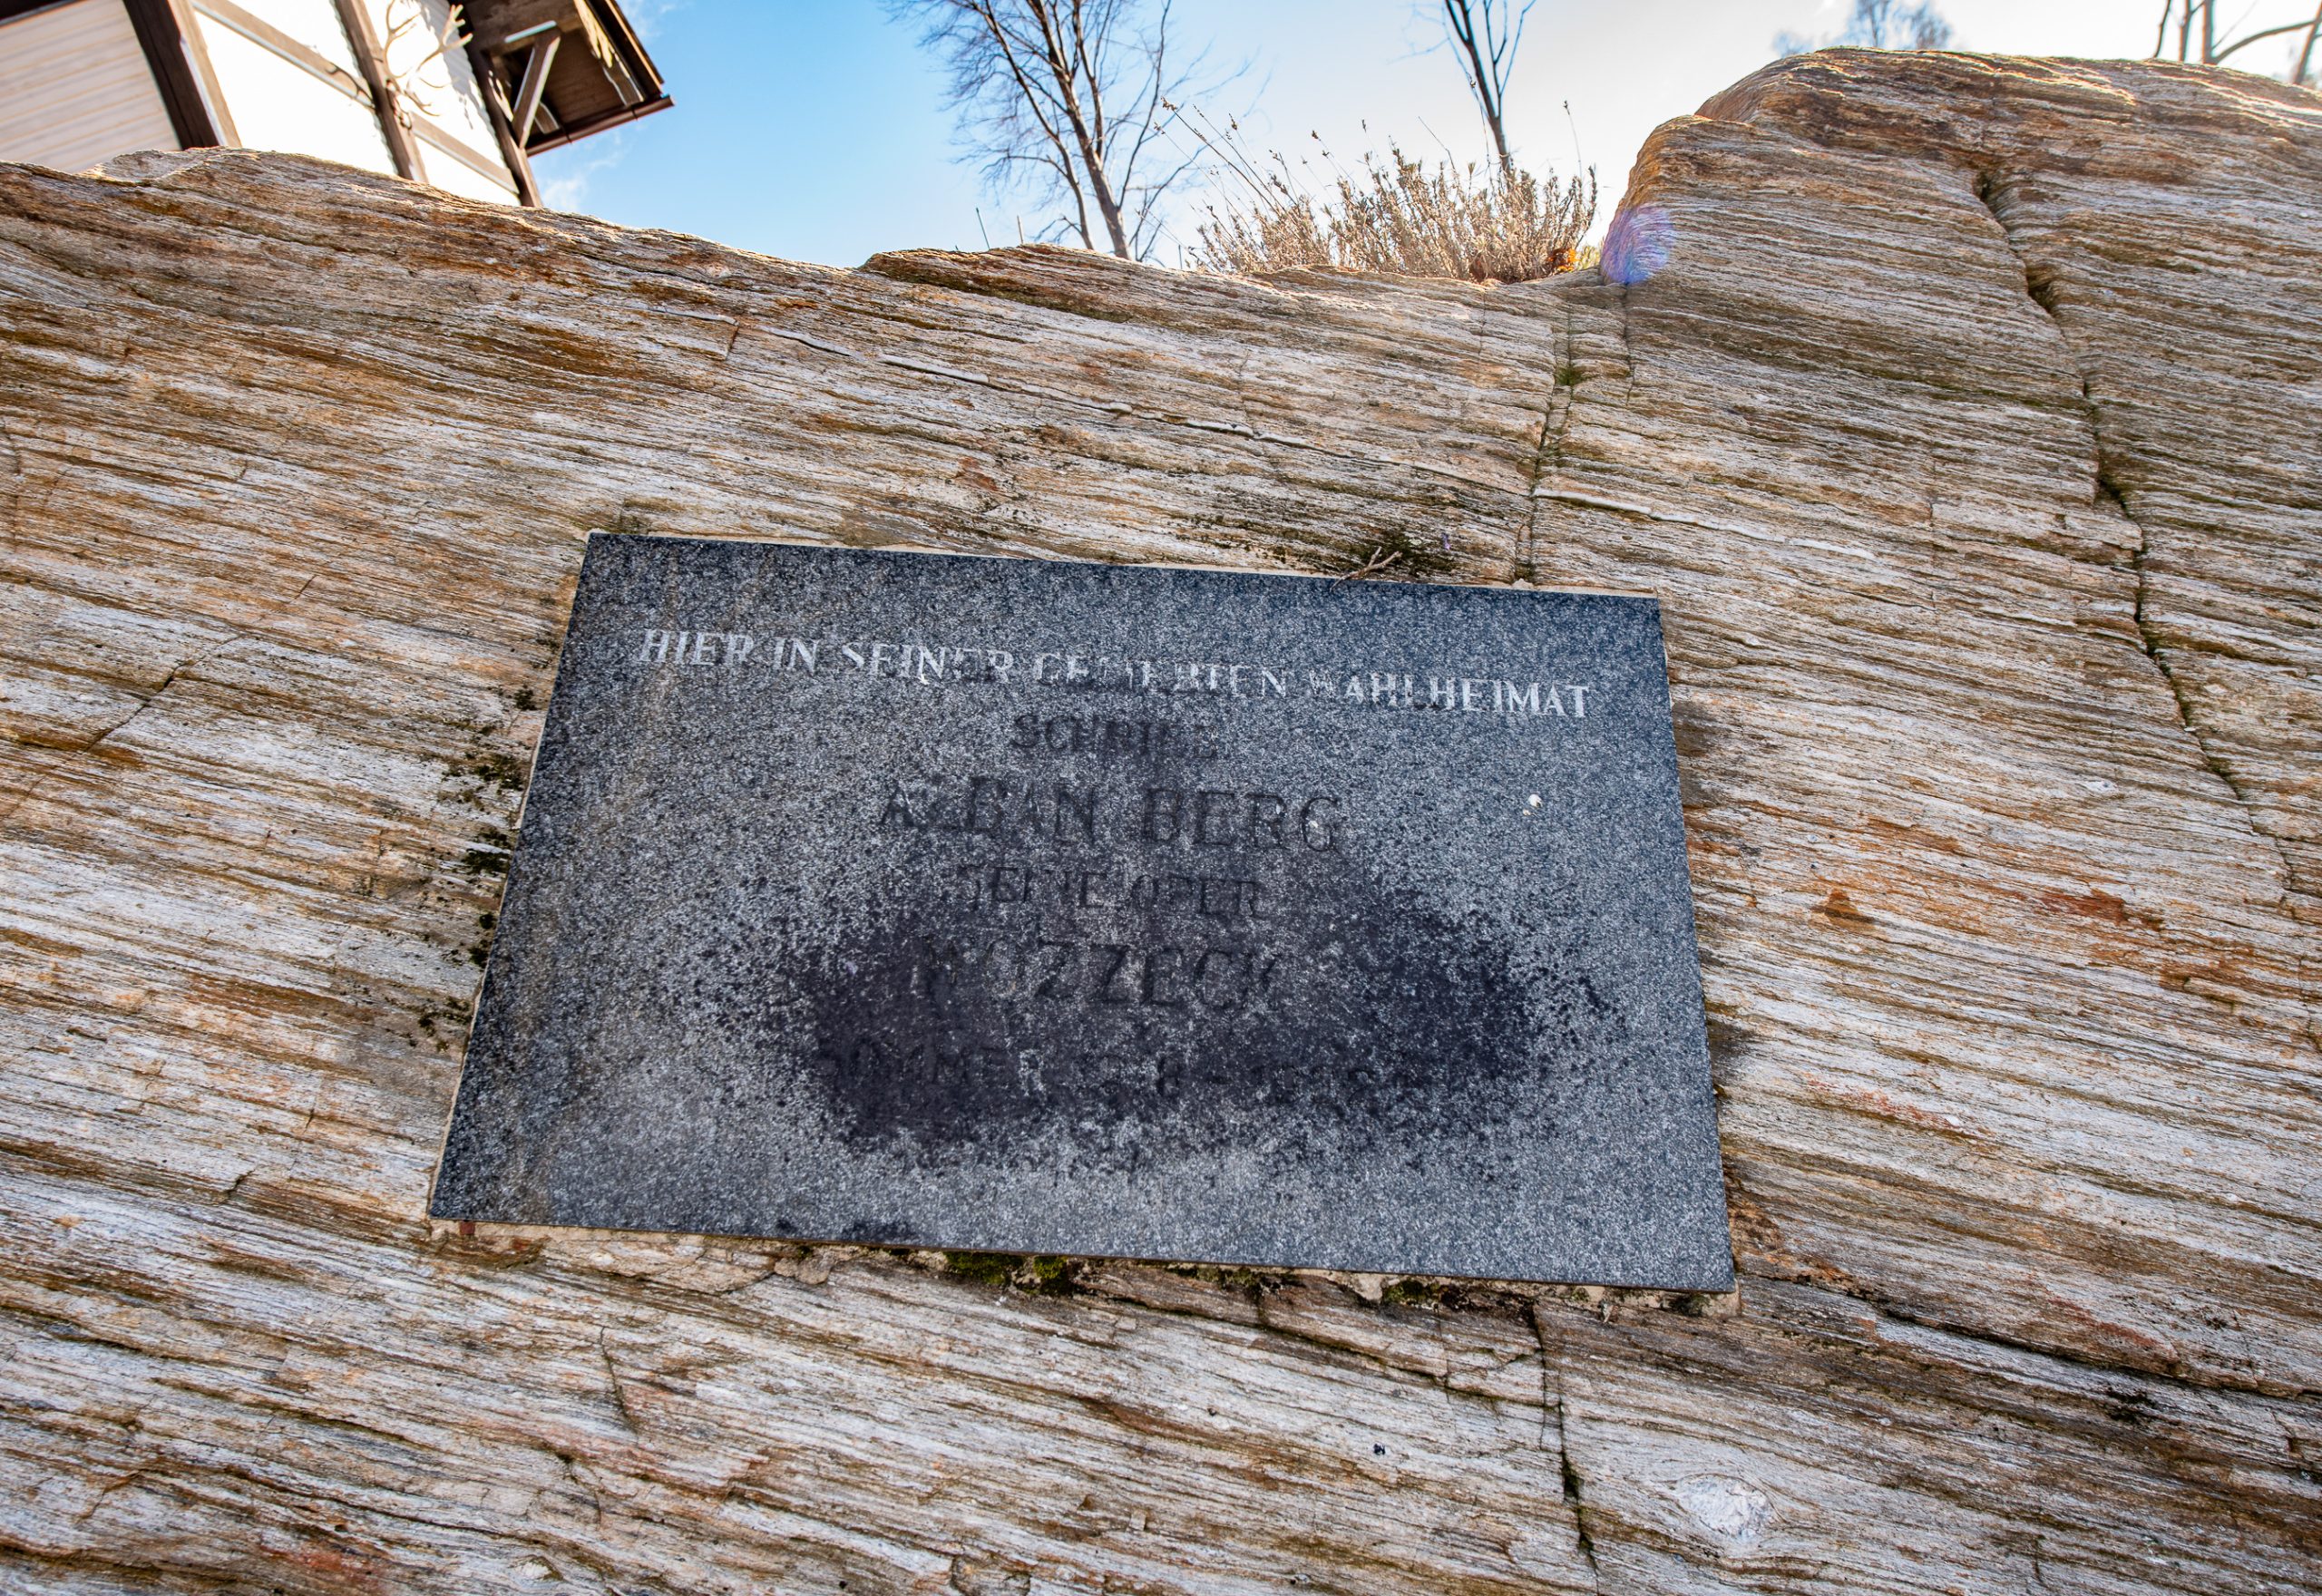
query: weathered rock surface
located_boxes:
[0,46,2317,1596]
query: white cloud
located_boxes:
[536,128,633,214]
[620,0,693,44]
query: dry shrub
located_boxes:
[1193,140,1595,284]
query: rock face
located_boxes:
[0,47,2316,1596]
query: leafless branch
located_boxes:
[893,0,1229,260]
[2210,13,2322,63]
[1438,0,1532,175]
[2151,0,2322,79]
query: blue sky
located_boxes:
[537,2,2312,268]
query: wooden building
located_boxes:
[0,0,668,205]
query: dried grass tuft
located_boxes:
[1188,128,1595,285]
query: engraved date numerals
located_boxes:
[912,935,1279,1013]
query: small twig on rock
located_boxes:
[1335,545,1405,583]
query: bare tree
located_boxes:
[892,0,1212,260]
[1775,0,1952,57]
[1439,0,1532,176]
[2152,2,2322,85]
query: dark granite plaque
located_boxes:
[431,534,1732,1289]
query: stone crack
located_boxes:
[1969,169,2317,954]
[1518,297,1581,586]
[1964,184,2204,764]
[1530,1302,1603,1591]
[0,632,243,832]
[597,1332,639,1435]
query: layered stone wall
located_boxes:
[1,49,2316,1595]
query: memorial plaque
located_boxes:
[431,534,1732,1289]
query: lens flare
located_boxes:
[1602,205,1673,286]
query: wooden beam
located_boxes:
[510,32,560,145]
[464,38,541,207]
[330,0,419,180]
[119,0,222,148]
[409,116,520,196]
[521,92,670,155]
[189,0,370,106]
[579,0,665,100]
